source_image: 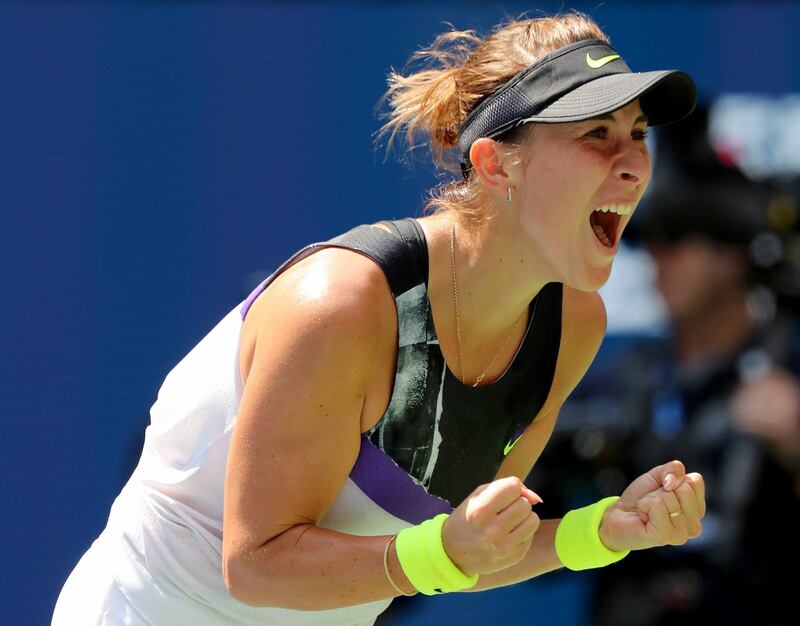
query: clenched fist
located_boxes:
[598,460,706,553]
[441,476,542,576]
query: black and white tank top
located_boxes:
[244,217,563,512]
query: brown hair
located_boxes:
[378,13,609,226]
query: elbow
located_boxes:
[222,554,256,605]
[223,551,277,608]
[223,525,318,608]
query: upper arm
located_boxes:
[497,287,606,479]
[223,249,394,563]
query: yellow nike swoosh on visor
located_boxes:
[504,434,524,456]
[586,53,620,69]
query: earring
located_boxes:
[507,186,513,203]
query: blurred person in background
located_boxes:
[531,107,800,626]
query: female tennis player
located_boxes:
[53,12,705,626]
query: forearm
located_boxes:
[467,519,563,592]
[225,523,415,610]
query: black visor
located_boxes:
[458,39,697,174]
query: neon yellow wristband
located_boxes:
[395,513,479,595]
[555,496,630,571]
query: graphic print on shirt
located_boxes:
[365,264,562,508]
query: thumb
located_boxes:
[522,487,543,506]
[655,460,686,492]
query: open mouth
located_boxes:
[590,209,623,248]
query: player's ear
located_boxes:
[469,138,511,197]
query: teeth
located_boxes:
[593,224,612,247]
[594,203,634,216]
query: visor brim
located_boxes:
[519,70,696,126]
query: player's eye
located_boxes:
[586,126,608,139]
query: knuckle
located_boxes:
[471,502,492,519]
[464,507,482,524]
[497,476,522,491]
[480,523,500,543]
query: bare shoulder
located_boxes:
[244,246,394,335]
[240,246,397,386]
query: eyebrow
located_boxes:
[591,112,649,125]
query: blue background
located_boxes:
[2,2,798,624]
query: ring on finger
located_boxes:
[669,511,683,518]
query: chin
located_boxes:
[569,263,613,292]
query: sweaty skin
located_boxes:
[223,100,705,608]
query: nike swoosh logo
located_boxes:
[504,434,524,456]
[586,53,620,69]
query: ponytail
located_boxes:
[377,13,610,227]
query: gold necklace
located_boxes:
[450,222,526,387]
